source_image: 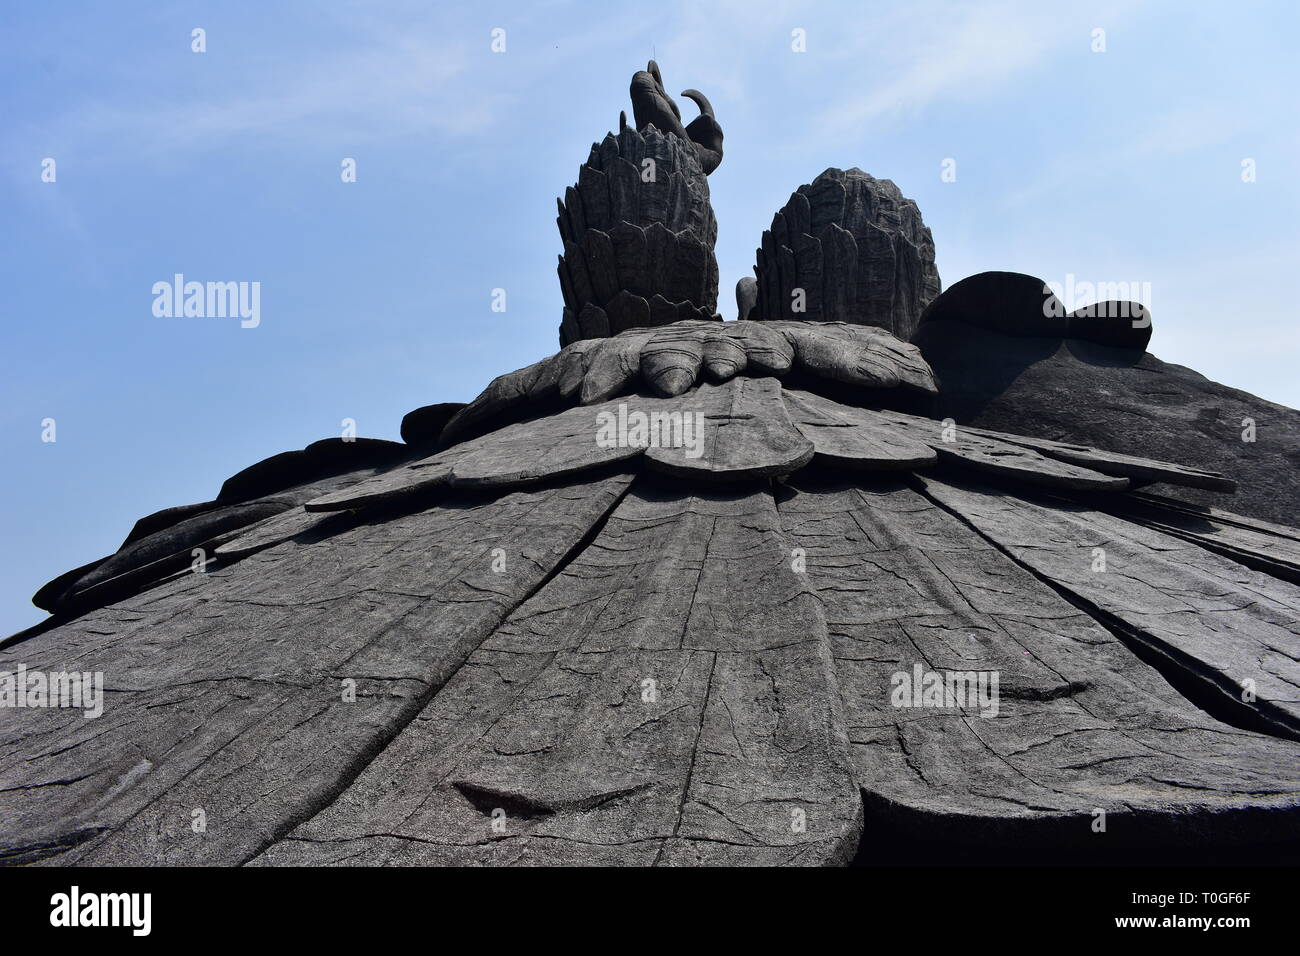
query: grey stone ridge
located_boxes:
[6,318,1299,867]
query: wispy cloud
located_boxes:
[803,0,1133,135]
[1002,102,1250,208]
[23,34,493,163]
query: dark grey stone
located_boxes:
[783,474,1300,858]
[122,500,224,548]
[913,318,1300,524]
[917,270,1066,339]
[630,61,723,176]
[217,437,407,503]
[1067,300,1153,350]
[440,319,935,445]
[751,168,941,339]
[7,60,1299,869]
[400,402,466,447]
[7,372,1299,866]
[735,276,757,321]
[556,62,726,346]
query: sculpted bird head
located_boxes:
[629,60,723,175]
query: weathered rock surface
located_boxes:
[750,168,941,339]
[8,182,1299,869]
[29,473,382,619]
[1094,492,1300,585]
[10,358,1295,867]
[913,317,1300,524]
[960,426,1236,491]
[921,475,1300,739]
[2,474,636,865]
[11,48,1297,867]
[643,378,813,481]
[786,395,1130,490]
[292,375,1234,525]
[782,390,937,471]
[783,474,1300,857]
[441,319,936,445]
[253,482,861,866]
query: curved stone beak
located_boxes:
[680,89,723,174]
[626,66,723,175]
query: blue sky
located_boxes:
[2,0,1297,635]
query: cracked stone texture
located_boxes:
[253,483,861,866]
[5,326,1298,866]
[781,474,1300,855]
[750,168,941,340]
[2,475,634,865]
[920,475,1300,739]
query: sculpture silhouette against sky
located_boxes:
[2,62,1298,868]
